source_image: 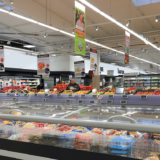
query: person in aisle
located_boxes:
[57,80,62,84]
[66,79,80,91]
[37,83,44,91]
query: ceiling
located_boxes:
[0,0,160,73]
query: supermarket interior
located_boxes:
[0,0,160,160]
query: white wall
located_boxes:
[4,47,37,70]
[4,46,145,75]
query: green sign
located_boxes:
[75,1,85,56]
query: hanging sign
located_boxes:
[75,1,85,56]
[37,54,50,78]
[90,48,97,70]
[74,61,85,77]
[107,70,114,76]
[0,45,4,72]
[124,31,130,65]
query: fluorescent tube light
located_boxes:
[38,23,59,31]
[9,12,38,24]
[24,45,36,48]
[60,30,75,37]
[0,8,9,13]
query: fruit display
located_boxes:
[104,92,115,95]
[89,92,103,95]
[62,90,73,94]
[74,90,90,94]
[50,91,59,94]
[153,90,160,95]
[135,90,154,95]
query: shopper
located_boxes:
[57,80,62,84]
[66,79,80,91]
[37,83,44,91]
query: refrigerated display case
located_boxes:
[0,93,160,160]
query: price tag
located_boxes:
[57,93,61,97]
[66,100,71,104]
[109,95,114,98]
[107,100,113,104]
[45,94,49,97]
[68,94,73,97]
[43,98,46,102]
[90,101,95,104]
[15,93,19,96]
[79,100,84,105]
[141,95,147,99]
[121,105,127,108]
[122,95,128,98]
[34,93,38,96]
[13,98,17,101]
[7,93,10,96]
[120,100,127,104]
[81,94,86,98]
[24,94,28,96]
[92,95,97,98]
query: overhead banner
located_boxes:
[107,70,114,76]
[124,31,130,65]
[0,45,4,72]
[74,61,85,77]
[90,48,97,70]
[75,1,85,56]
[37,54,50,78]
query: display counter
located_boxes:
[0,93,159,160]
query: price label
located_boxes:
[13,98,17,101]
[141,95,147,99]
[43,98,46,102]
[121,105,127,108]
[15,93,19,96]
[79,100,84,105]
[81,94,86,98]
[107,100,113,104]
[120,100,127,104]
[68,94,73,97]
[24,94,28,96]
[90,101,95,104]
[45,94,49,97]
[122,95,128,98]
[7,93,10,96]
[57,93,61,97]
[66,100,71,104]
[34,93,38,96]
[92,95,97,98]
[109,95,114,98]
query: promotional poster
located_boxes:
[0,45,4,72]
[124,31,130,64]
[37,54,50,79]
[90,48,97,70]
[74,61,85,77]
[75,1,85,56]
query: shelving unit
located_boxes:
[124,76,160,88]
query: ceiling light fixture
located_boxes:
[0,6,159,67]
[79,0,160,52]
[144,49,148,53]
[72,29,75,34]
[9,0,14,4]
[130,51,133,54]
[155,16,159,22]
[141,48,144,52]
[94,25,99,31]
[52,54,56,57]
[24,45,36,48]
[7,41,10,45]
[126,20,131,27]
[44,32,48,38]
[9,12,38,24]
[86,43,89,48]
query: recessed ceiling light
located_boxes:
[24,45,36,48]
